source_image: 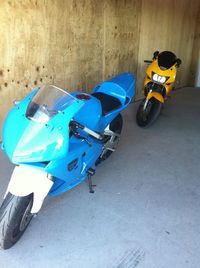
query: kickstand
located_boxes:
[87,174,96,193]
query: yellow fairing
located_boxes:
[146,91,164,103]
[144,59,177,97]
[146,60,177,81]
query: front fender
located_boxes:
[5,165,53,213]
[146,92,164,103]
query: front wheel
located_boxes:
[0,192,34,249]
[136,97,162,127]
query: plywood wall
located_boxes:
[103,0,141,79]
[0,0,199,129]
[190,4,200,87]
[0,0,105,128]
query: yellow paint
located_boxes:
[146,91,164,103]
[144,56,177,100]
[142,51,179,103]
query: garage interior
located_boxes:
[0,0,199,267]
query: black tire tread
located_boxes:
[136,97,162,127]
[0,193,33,250]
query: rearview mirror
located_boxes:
[153,51,159,59]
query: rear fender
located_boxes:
[4,165,53,213]
[146,92,164,103]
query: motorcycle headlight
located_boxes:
[152,72,169,83]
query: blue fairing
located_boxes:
[93,72,135,102]
[2,89,84,163]
[1,73,135,196]
[71,93,102,131]
[73,72,136,132]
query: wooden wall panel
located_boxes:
[103,0,141,79]
[0,0,199,130]
[0,0,104,128]
[190,4,200,86]
[136,0,199,99]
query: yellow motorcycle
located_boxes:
[136,51,181,127]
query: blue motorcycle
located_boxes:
[0,73,135,249]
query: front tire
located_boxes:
[0,192,34,249]
[136,97,162,127]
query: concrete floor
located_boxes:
[0,87,200,268]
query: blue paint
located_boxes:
[2,73,135,197]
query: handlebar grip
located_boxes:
[74,121,84,129]
[176,58,182,67]
[144,60,152,63]
[70,120,102,140]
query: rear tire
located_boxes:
[136,97,162,127]
[0,192,34,249]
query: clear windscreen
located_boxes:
[26,85,78,123]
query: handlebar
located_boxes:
[176,58,181,68]
[144,58,181,68]
[70,120,102,141]
[144,60,152,64]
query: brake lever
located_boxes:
[69,121,92,146]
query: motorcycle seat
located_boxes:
[92,92,121,115]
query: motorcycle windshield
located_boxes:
[2,85,84,163]
[158,51,177,69]
[26,85,78,123]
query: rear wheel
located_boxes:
[0,192,34,249]
[136,97,162,127]
[96,114,123,164]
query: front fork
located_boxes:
[145,90,164,105]
[143,90,152,110]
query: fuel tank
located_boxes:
[72,92,102,131]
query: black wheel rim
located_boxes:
[19,201,33,232]
[12,198,33,239]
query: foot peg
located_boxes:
[87,168,95,176]
[87,168,96,193]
